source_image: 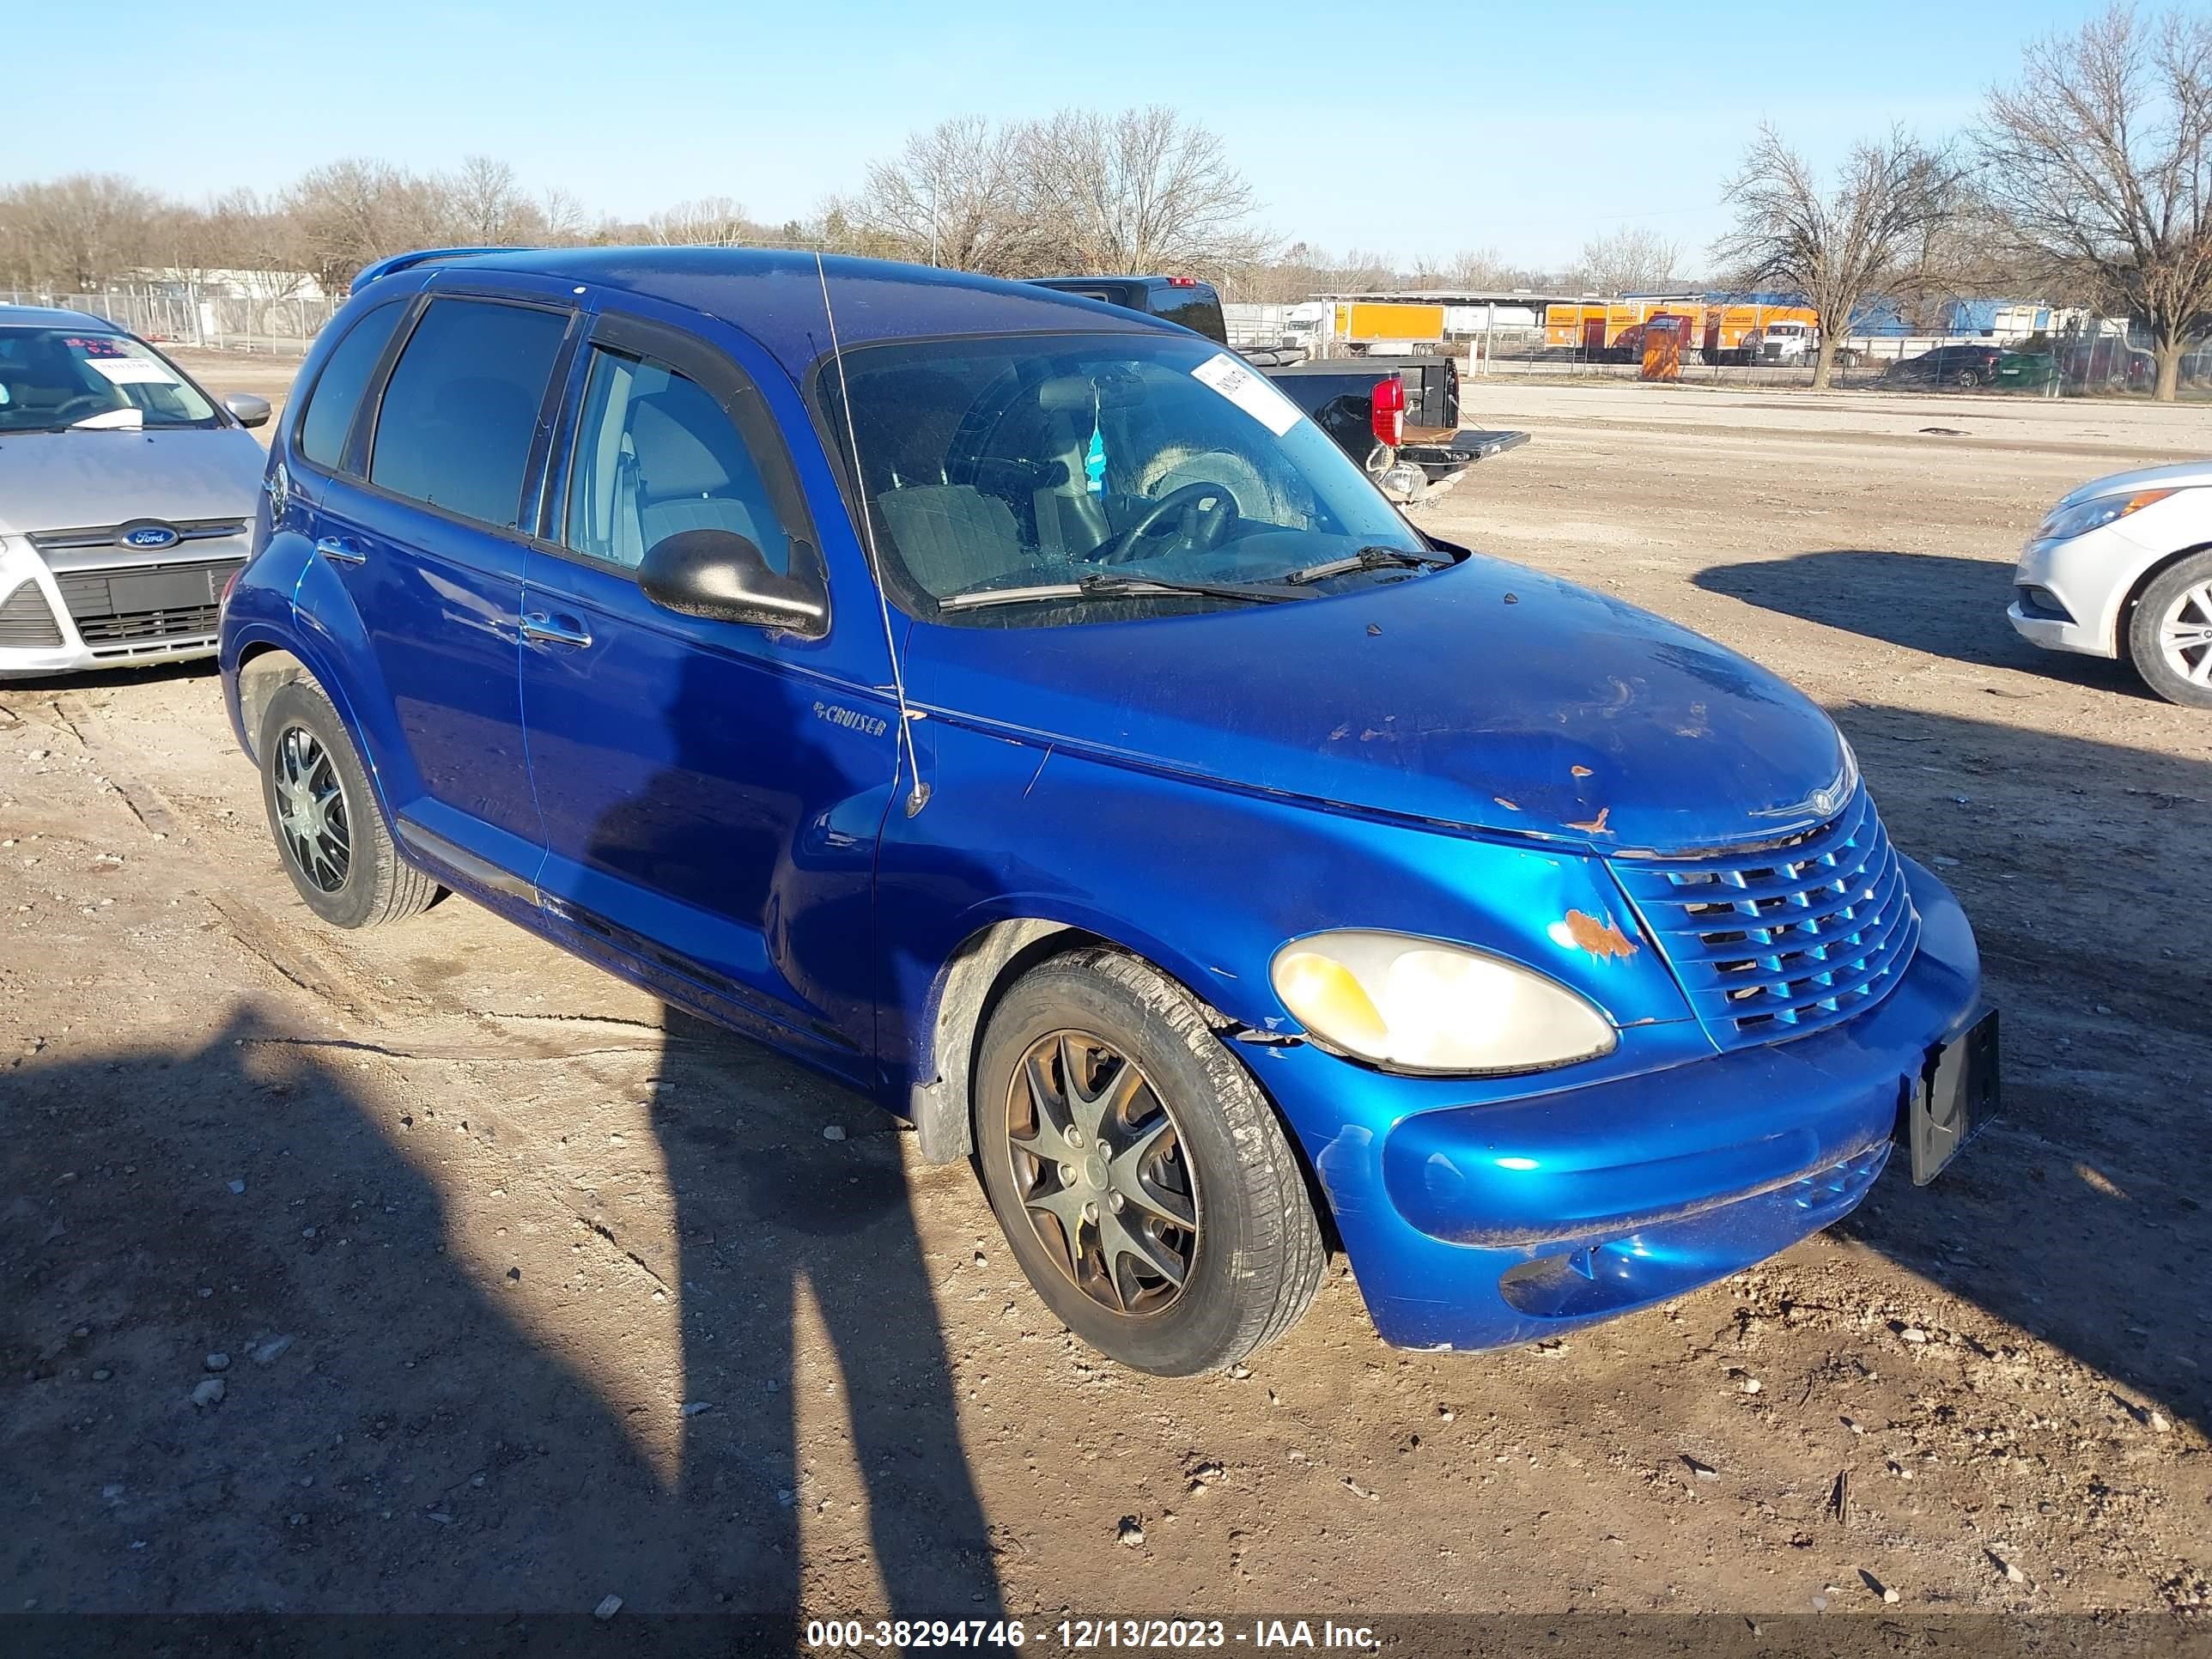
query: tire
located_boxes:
[1956,369,1979,388]
[972,949,1325,1376]
[257,678,439,927]
[2124,549,2212,709]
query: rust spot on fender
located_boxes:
[1563,908,1638,960]
[1571,764,1594,778]
[1565,805,1612,834]
[1493,796,1521,811]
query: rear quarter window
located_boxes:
[296,299,407,470]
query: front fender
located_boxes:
[875,720,1702,1120]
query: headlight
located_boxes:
[1270,930,1618,1076]
[2038,488,2174,543]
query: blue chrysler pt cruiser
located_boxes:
[219,248,1993,1376]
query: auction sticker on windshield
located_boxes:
[1191,353,1303,436]
[82,356,179,386]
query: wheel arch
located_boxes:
[2116,538,2212,660]
[904,915,1279,1168]
[230,634,403,834]
[234,642,309,764]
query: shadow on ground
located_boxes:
[4,666,2209,1627]
[0,1005,1000,1623]
[1693,549,2154,695]
[1824,699,2212,1438]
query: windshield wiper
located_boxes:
[938,573,1304,612]
[1283,544,1452,586]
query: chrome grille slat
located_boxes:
[1664,859,1911,987]
[27,519,247,552]
[1611,785,1920,1050]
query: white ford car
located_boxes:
[2008,460,2212,708]
[0,306,270,679]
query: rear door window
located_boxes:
[1154,289,1226,341]
[368,298,568,528]
[296,298,406,470]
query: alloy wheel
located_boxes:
[2158,580,2212,688]
[1002,1029,1200,1317]
[272,723,351,894]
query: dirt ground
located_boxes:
[4,360,2210,1633]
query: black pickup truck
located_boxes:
[1028,276,1528,501]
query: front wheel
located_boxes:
[2126,550,2212,708]
[972,950,1325,1376]
[258,678,440,927]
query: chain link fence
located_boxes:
[1224,298,2211,401]
[2,285,341,357]
[1460,323,2212,401]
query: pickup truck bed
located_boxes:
[1026,276,1532,492]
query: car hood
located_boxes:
[0,428,265,538]
[908,553,1852,853]
[2060,459,2212,506]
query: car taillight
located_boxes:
[1370,374,1406,449]
[220,569,242,612]
[1166,275,1197,287]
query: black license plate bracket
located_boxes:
[1905,1006,2000,1185]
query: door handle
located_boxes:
[520,610,592,648]
[313,535,366,566]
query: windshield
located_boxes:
[0,327,220,434]
[819,331,1430,621]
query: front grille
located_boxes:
[27,519,246,553]
[54,557,240,649]
[1609,785,1920,1049]
[76,604,221,646]
[0,581,65,648]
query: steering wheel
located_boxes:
[52,394,112,425]
[1097,481,1240,565]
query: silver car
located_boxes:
[1,305,270,678]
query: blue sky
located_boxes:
[12,0,2101,269]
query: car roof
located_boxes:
[381,246,1164,381]
[0,303,120,331]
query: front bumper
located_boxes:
[2006,526,2137,659]
[0,539,234,679]
[1251,858,1982,1352]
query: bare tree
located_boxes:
[539,186,588,245]
[1714,124,1960,389]
[642,196,758,247]
[1438,246,1544,289]
[1027,106,1270,276]
[0,173,164,291]
[445,155,539,245]
[1979,4,2212,401]
[1577,225,1686,295]
[837,115,1049,272]
[283,159,453,295]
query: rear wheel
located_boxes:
[258,678,439,927]
[2126,550,2212,708]
[972,950,1325,1376]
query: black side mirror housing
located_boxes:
[637,529,828,637]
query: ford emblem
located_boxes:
[120,522,180,550]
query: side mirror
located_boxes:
[637,528,827,636]
[225,392,272,429]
